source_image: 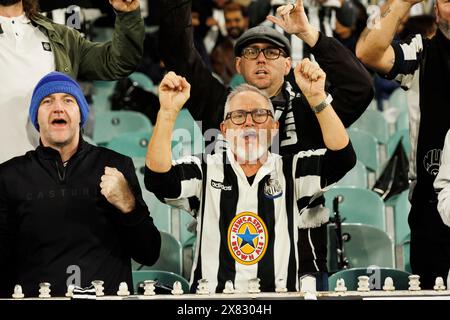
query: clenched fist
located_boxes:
[158,71,191,115]
[294,58,327,107]
[109,0,140,13]
[100,166,136,214]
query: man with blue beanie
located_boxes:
[0,72,161,298]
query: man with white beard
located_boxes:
[357,0,450,289]
[144,60,356,293]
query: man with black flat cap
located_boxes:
[158,0,373,290]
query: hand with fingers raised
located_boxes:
[158,71,191,117]
[294,58,327,108]
[109,0,141,13]
[100,166,136,214]
[266,0,319,47]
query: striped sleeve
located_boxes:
[144,155,203,215]
[293,148,328,212]
[384,34,424,90]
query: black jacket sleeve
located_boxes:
[310,34,374,127]
[0,171,14,297]
[321,142,357,187]
[159,0,228,132]
[118,157,161,266]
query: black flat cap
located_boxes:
[234,26,291,57]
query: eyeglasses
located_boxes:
[241,47,286,60]
[225,109,274,125]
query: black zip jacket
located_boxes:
[0,138,161,297]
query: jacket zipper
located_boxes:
[55,160,67,182]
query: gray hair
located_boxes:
[223,84,274,120]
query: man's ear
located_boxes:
[220,121,226,136]
[435,3,440,23]
[284,57,292,76]
[235,57,242,74]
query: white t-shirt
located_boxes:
[0,14,55,164]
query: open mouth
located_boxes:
[241,129,257,140]
[255,70,268,76]
[51,118,68,127]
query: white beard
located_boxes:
[225,128,271,164]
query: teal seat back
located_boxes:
[142,192,172,234]
[336,160,368,188]
[385,190,411,244]
[387,129,410,158]
[172,109,204,157]
[132,270,190,294]
[347,129,380,172]
[350,109,389,144]
[327,223,394,273]
[396,110,409,131]
[328,267,411,291]
[182,235,197,280]
[138,231,182,275]
[129,72,155,92]
[325,186,386,231]
[106,131,152,158]
[93,110,152,145]
[388,88,408,113]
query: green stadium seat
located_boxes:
[335,160,368,188]
[327,223,394,273]
[385,190,411,245]
[134,231,182,275]
[132,270,189,294]
[325,186,386,232]
[387,129,410,158]
[347,128,381,172]
[388,88,408,113]
[350,109,390,144]
[142,192,172,234]
[129,72,155,93]
[106,131,152,158]
[93,110,152,145]
[328,267,411,291]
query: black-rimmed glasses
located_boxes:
[241,47,286,60]
[225,109,274,125]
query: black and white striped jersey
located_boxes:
[386,29,450,207]
[387,34,424,183]
[145,144,355,293]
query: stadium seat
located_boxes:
[93,110,152,145]
[347,129,381,173]
[327,223,395,273]
[387,129,410,158]
[385,190,411,245]
[172,109,204,158]
[132,270,190,294]
[350,109,390,144]
[335,160,368,188]
[129,71,156,93]
[182,235,197,280]
[396,110,409,132]
[106,131,152,158]
[142,192,172,234]
[328,267,411,291]
[388,88,408,113]
[324,186,386,232]
[134,231,182,275]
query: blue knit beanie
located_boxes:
[29,72,90,131]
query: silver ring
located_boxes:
[289,3,296,13]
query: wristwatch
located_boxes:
[311,100,329,113]
[311,94,333,113]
